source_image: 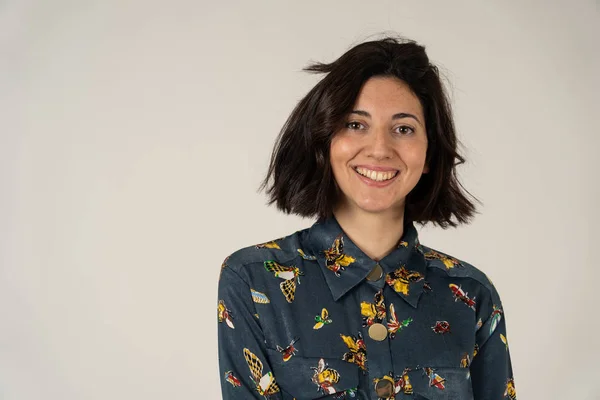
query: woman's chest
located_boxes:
[249,270,479,399]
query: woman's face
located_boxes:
[330,76,429,215]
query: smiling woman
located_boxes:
[217,36,517,400]
[330,77,429,215]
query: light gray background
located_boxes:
[1,0,598,399]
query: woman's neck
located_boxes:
[332,202,406,261]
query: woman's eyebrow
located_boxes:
[350,109,422,125]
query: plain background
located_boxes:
[1,0,598,399]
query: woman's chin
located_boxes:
[353,199,404,214]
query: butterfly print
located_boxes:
[264,260,303,303]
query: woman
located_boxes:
[217,36,516,400]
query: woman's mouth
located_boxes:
[353,166,399,182]
[352,167,400,187]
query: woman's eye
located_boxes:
[346,121,364,130]
[345,122,414,134]
[396,125,415,135]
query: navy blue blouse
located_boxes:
[217,216,516,399]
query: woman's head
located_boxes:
[329,75,429,219]
[260,35,479,228]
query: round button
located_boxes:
[366,263,383,281]
[375,378,394,397]
[368,323,388,341]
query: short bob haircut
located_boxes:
[259,35,480,228]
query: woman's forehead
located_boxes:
[352,76,423,118]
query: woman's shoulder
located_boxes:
[418,242,503,304]
[220,227,311,273]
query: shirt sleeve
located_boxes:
[217,264,283,400]
[470,287,517,400]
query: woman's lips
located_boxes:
[352,167,400,187]
[352,164,399,172]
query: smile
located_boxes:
[353,166,399,182]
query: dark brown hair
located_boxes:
[258,35,480,228]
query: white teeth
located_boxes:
[355,167,398,182]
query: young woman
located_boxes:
[217,36,516,400]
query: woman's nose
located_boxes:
[366,127,394,159]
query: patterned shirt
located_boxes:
[217,216,516,399]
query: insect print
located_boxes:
[423,367,446,390]
[432,320,451,334]
[219,255,230,279]
[276,337,299,362]
[340,332,368,371]
[460,352,471,368]
[360,289,386,327]
[500,333,509,350]
[311,358,341,395]
[449,283,476,310]
[255,238,282,250]
[504,377,517,399]
[313,308,333,329]
[386,303,412,339]
[264,260,303,303]
[385,265,424,295]
[423,281,433,292]
[297,248,317,260]
[224,370,242,387]
[323,234,356,277]
[423,249,463,269]
[217,300,234,329]
[473,343,479,358]
[251,289,270,304]
[489,304,504,335]
[397,240,409,248]
[396,369,414,395]
[476,317,483,329]
[332,388,358,399]
[243,348,280,398]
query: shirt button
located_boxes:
[368,323,388,341]
[366,263,383,281]
[375,378,394,397]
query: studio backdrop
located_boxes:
[1,0,597,399]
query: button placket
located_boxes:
[366,264,387,342]
[359,283,394,400]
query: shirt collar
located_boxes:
[305,214,427,308]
